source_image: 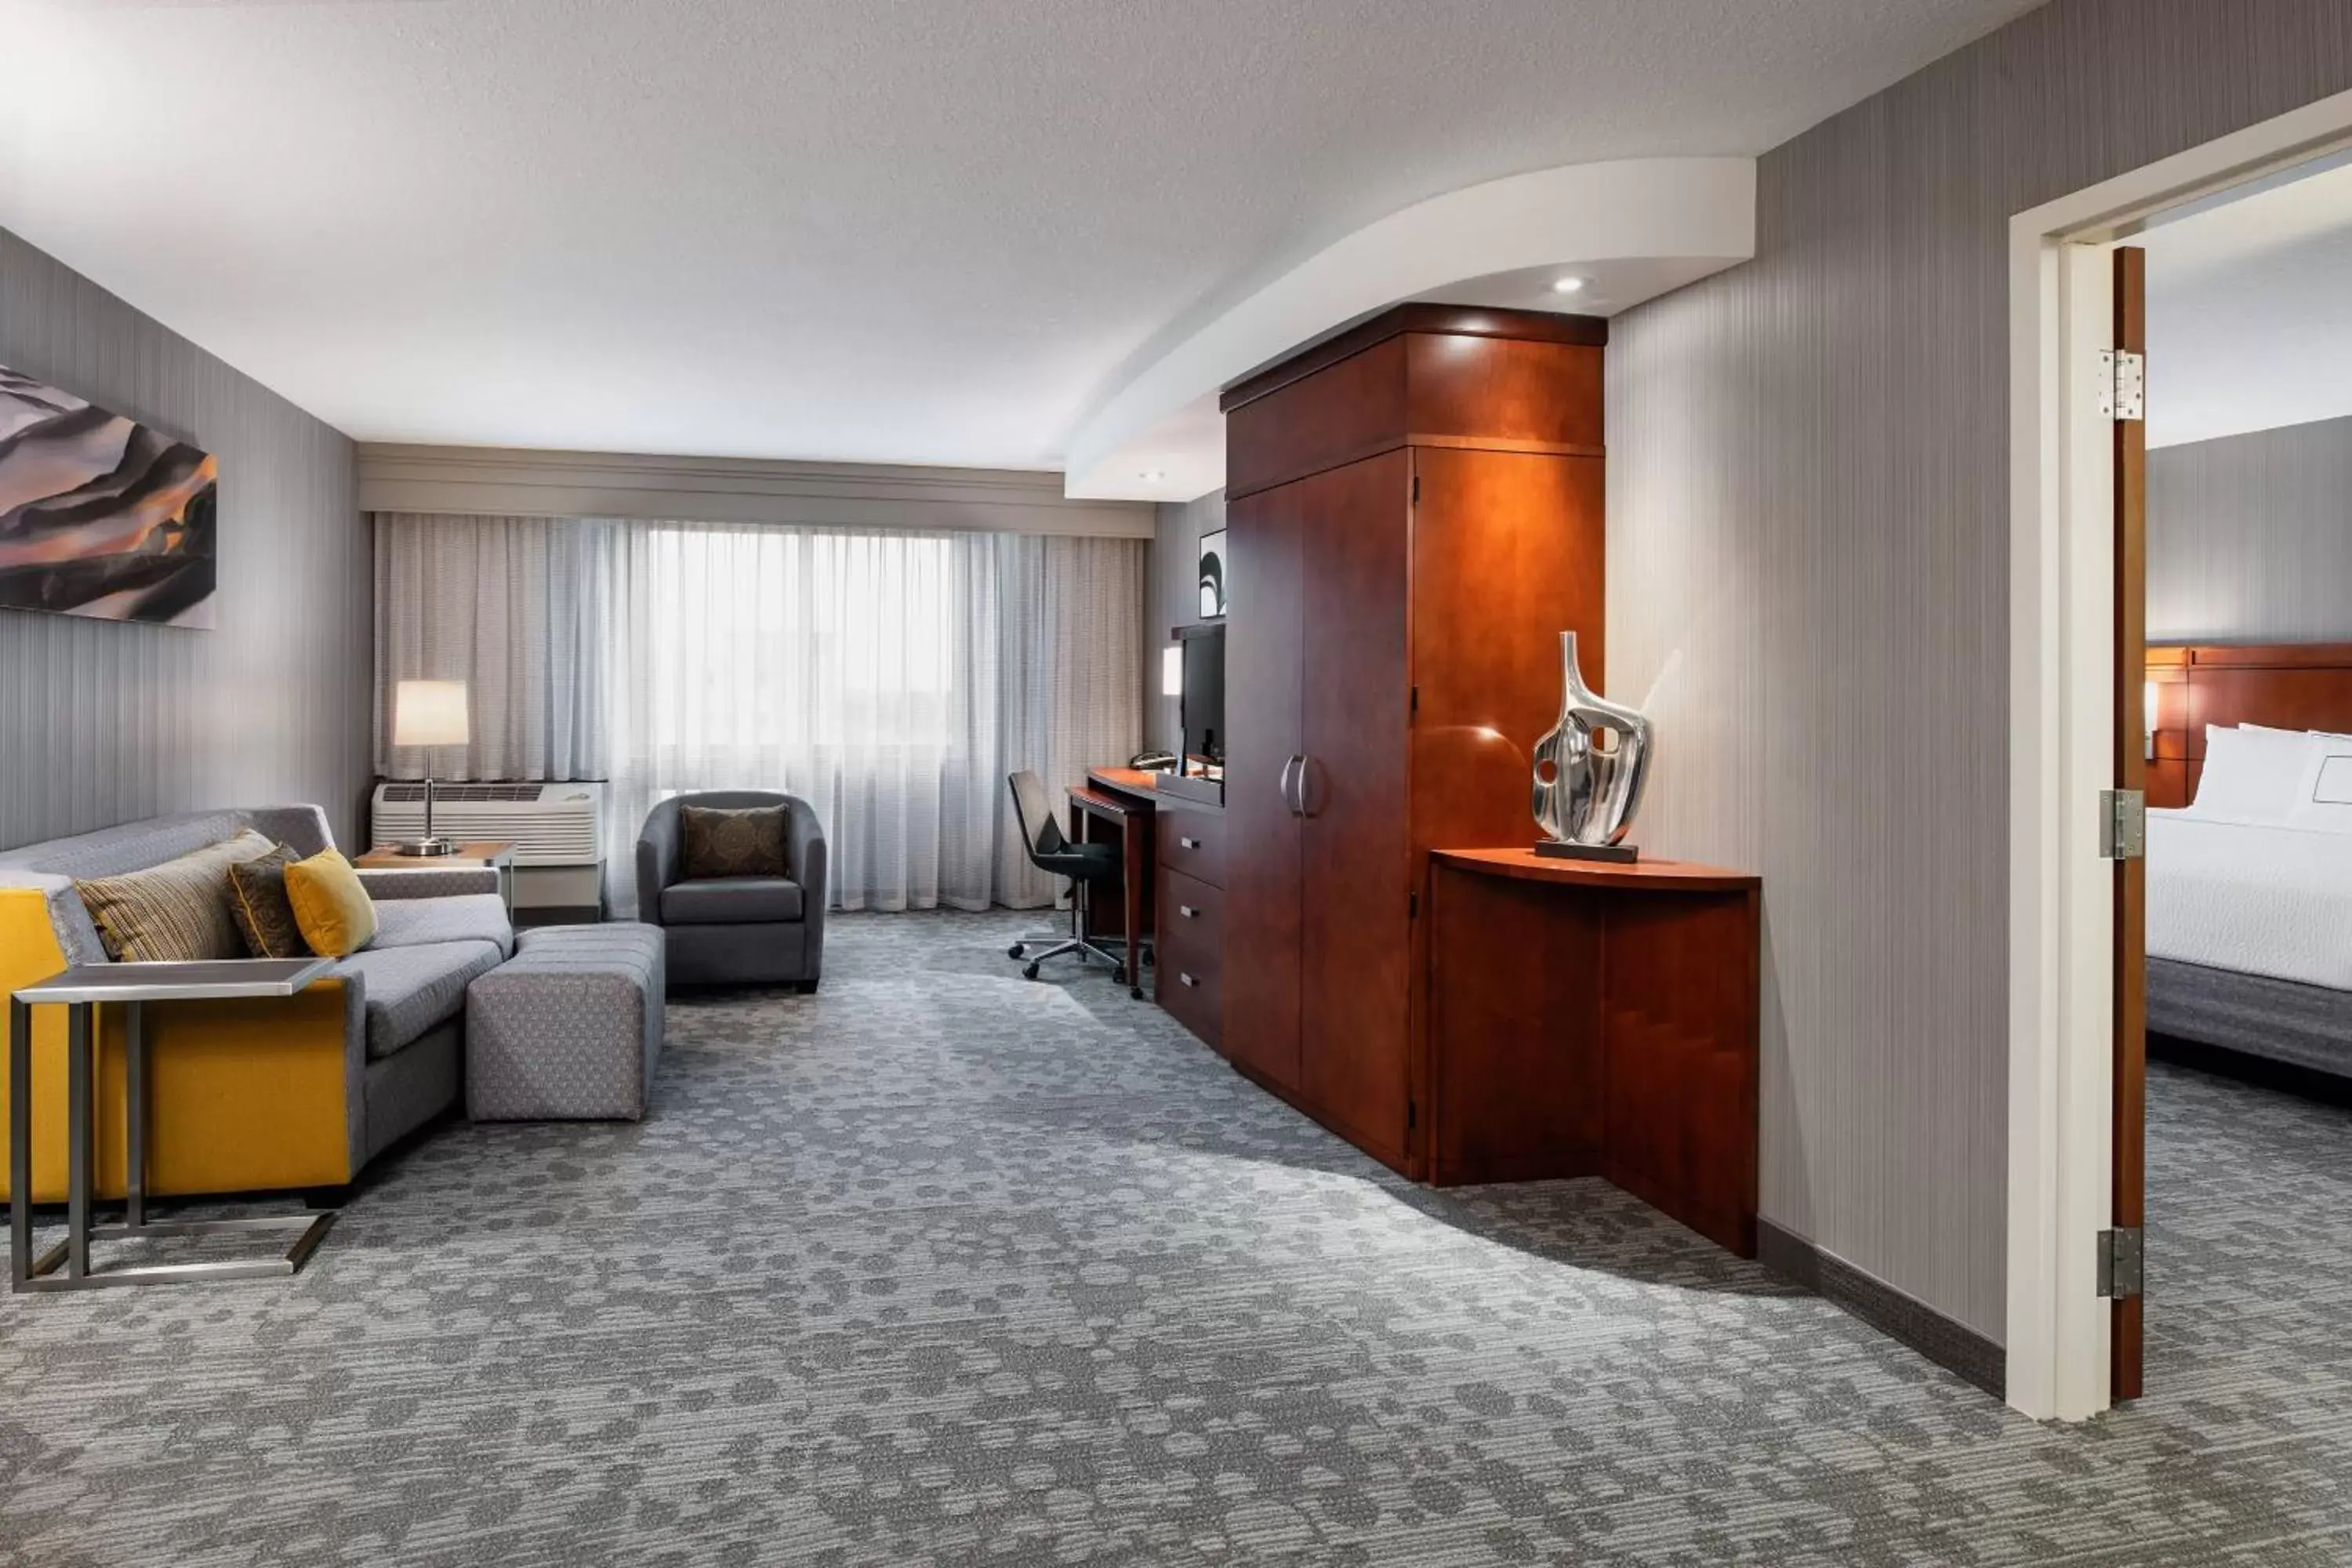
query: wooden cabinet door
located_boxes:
[1220,485,1304,1090]
[1298,450,1414,1159]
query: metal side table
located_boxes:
[9,957,339,1292]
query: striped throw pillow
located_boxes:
[75,829,277,964]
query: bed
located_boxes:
[2146,642,2352,1075]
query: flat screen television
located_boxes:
[1179,622,1225,771]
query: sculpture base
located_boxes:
[1534,838,1639,864]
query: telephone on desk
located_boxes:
[1129,750,1179,771]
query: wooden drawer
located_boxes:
[1156,807,1225,889]
[1156,869,1224,1045]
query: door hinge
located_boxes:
[1406,1099,1417,1131]
[1411,474,1421,504]
[1408,891,1420,920]
[2097,1226,2143,1300]
[2099,788,2146,861]
[1410,685,1419,720]
[2098,349,2145,422]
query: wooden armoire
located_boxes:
[1216,303,1607,1177]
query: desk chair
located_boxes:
[1006,771,1130,986]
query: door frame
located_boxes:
[2005,87,2352,1423]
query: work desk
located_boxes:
[1067,782,1152,997]
[1425,848,1762,1256]
[1080,768,1225,1040]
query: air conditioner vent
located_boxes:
[368,780,604,868]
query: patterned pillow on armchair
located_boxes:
[681,804,789,880]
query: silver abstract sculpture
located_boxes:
[1531,630,1651,855]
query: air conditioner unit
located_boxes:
[369,781,605,918]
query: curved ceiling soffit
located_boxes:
[1063,156,1756,502]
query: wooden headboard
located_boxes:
[2147,642,2352,808]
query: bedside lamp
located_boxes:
[392,679,470,855]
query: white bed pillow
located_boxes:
[2286,737,2352,833]
[2191,724,2313,822]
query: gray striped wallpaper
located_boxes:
[0,226,370,853]
[2150,416,2352,645]
[1607,0,2352,1341]
[1148,491,1226,755]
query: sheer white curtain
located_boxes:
[373,514,1144,913]
[374,514,608,782]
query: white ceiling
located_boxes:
[2141,154,2352,450]
[0,0,2044,477]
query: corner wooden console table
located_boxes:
[1425,848,1760,1256]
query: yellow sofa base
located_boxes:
[1,888,354,1203]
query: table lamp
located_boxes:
[391,679,470,855]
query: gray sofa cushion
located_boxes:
[370,893,516,958]
[339,940,506,1060]
[660,877,804,925]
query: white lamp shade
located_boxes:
[393,680,470,748]
[1162,645,1184,698]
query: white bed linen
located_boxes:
[2148,808,2352,990]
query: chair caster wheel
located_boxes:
[1008,942,1026,959]
[1130,985,1144,1000]
[1022,963,1040,981]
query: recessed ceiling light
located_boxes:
[1551,276,1588,295]
[1138,469,1167,481]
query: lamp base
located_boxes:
[1534,838,1639,864]
[392,837,462,858]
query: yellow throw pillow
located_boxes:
[283,849,378,958]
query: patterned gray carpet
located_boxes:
[6,910,2352,1565]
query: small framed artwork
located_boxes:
[1197,528,1227,619]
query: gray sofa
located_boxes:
[635,791,826,989]
[0,804,510,1190]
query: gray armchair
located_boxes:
[636,791,827,990]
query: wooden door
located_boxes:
[1221,484,1305,1090]
[2112,245,2147,1401]
[1297,450,1414,1161]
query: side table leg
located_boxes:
[125,1001,146,1229]
[67,1002,90,1279]
[9,996,29,1290]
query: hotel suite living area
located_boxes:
[14,2,2352,1563]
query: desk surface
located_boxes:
[1432,847,1758,893]
[1087,767,1166,798]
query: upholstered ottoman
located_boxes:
[465,924,666,1121]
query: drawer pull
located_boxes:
[1178,904,1198,919]
[1179,836,1201,850]
[1178,972,1198,988]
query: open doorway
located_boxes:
[2130,154,2352,1395]
[2009,89,2352,1423]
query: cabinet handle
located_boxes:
[1179,836,1200,850]
[1279,754,1305,815]
[1178,904,1198,919]
[1178,972,1198,988]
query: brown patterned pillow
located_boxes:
[226,844,306,959]
[681,804,788,879]
[75,829,276,964]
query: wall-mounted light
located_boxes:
[1163,644,1183,698]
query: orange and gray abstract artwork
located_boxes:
[0,363,219,628]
